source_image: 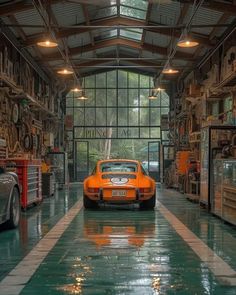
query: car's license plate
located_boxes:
[112,190,126,197]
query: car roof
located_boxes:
[97,159,140,166]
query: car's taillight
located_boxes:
[88,188,99,193]
[140,188,152,193]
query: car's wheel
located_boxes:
[140,192,156,210]
[6,187,21,229]
[83,194,98,209]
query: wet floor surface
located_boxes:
[1,185,236,294]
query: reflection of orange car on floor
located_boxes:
[83,159,156,209]
[83,211,156,248]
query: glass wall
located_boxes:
[66,70,169,139]
[65,70,170,180]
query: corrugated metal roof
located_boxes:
[67,32,91,48]
[185,5,223,35]
[142,50,164,60]
[215,15,236,37]
[52,2,85,26]
[145,31,170,48]
[14,9,44,35]
[73,51,95,59]
[150,2,181,25]
[96,46,117,55]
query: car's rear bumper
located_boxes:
[84,187,155,204]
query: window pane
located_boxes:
[150,127,160,138]
[66,108,73,116]
[74,127,84,138]
[129,108,139,126]
[107,108,117,126]
[66,95,74,107]
[107,89,117,106]
[85,75,95,88]
[140,75,150,88]
[150,108,160,126]
[118,127,139,138]
[107,70,117,88]
[118,108,128,126]
[118,89,128,106]
[96,72,106,88]
[128,72,139,88]
[162,131,170,141]
[140,108,149,126]
[140,127,149,138]
[161,91,170,106]
[85,108,95,126]
[129,89,139,106]
[140,89,149,106]
[120,29,142,41]
[74,108,84,126]
[74,96,84,107]
[96,89,106,106]
[120,0,148,10]
[85,89,95,107]
[150,95,161,107]
[120,6,147,19]
[96,108,106,126]
[118,70,127,88]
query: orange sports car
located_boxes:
[83,159,156,209]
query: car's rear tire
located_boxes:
[83,194,98,209]
[140,192,156,210]
[6,187,21,229]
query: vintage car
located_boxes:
[0,167,21,229]
[83,159,156,209]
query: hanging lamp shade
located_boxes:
[71,86,82,92]
[177,30,199,48]
[148,90,157,99]
[77,91,88,100]
[37,38,58,48]
[162,65,179,74]
[57,66,74,75]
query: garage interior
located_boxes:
[1,0,236,294]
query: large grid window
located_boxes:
[66,70,169,140]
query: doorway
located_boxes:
[74,141,89,182]
[74,139,160,182]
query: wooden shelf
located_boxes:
[0,72,57,118]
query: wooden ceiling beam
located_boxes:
[44,37,194,60]
[25,16,212,47]
[67,58,161,69]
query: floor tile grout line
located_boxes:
[0,199,83,295]
[156,200,236,286]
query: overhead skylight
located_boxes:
[120,0,148,20]
[120,28,143,41]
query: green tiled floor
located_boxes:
[1,185,236,294]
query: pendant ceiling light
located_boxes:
[57,66,74,75]
[77,91,88,100]
[37,38,58,48]
[177,29,199,48]
[162,65,179,74]
[155,86,165,91]
[71,86,82,92]
[148,90,157,100]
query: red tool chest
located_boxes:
[6,159,42,209]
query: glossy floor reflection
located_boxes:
[1,185,236,294]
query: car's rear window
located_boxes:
[100,162,138,173]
